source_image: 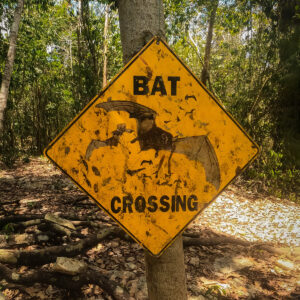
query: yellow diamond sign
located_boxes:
[45,37,259,256]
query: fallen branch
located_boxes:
[1,283,30,295]
[70,195,89,205]
[0,227,117,266]
[59,212,110,223]
[0,232,52,248]
[182,230,281,255]
[0,263,129,300]
[0,199,21,205]
[8,219,43,231]
[0,214,44,228]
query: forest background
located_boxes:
[0,0,299,202]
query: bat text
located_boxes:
[133,76,180,96]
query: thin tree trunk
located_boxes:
[102,4,109,88]
[76,0,83,105]
[201,0,218,86]
[0,0,24,132]
[69,39,73,76]
[117,1,188,299]
[145,236,187,300]
[81,0,98,95]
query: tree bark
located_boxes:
[117,1,188,299]
[201,0,218,86]
[118,0,165,64]
[0,0,24,132]
[102,4,110,88]
[76,0,83,105]
[145,236,187,300]
[81,0,99,96]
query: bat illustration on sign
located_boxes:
[86,123,133,156]
[85,101,220,190]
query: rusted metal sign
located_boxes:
[44,37,259,256]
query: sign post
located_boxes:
[44,37,259,297]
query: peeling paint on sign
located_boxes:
[44,37,259,256]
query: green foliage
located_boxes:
[165,0,299,201]
[203,283,227,299]
[0,0,122,165]
[0,0,298,200]
[2,223,15,235]
[248,150,300,202]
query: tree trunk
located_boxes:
[118,0,165,64]
[145,236,187,300]
[117,1,187,299]
[76,0,83,106]
[102,4,109,88]
[201,0,218,86]
[81,0,99,96]
[0,0,24,132]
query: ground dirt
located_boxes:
[0,157,299,299]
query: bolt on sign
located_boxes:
[44,37,259,256]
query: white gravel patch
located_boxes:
[192,191,300,246]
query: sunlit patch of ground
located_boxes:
[192,189,300,247]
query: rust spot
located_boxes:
[92,166,100,176]
[124,90,136,102]
[185,109,195,120]
[71,168,78,174]
[195,120,209,128]
[83,173,91,187]
[95,130,100,135]
[215,137,220,149]
[146,231,151,236]
[157,180,172,186]
[127,168,145,176]
[78,121,86,133]
[221,163,229,175]
[141,160,153,166]
[235,166,242,175]
[140,57,148,66]
[65,147,70,155]
[94,183,98,193]
[102,177,111,186]
[185,95,197,101]
[146,66,152,80]
[151,218,168,234]
[82,160,88,171]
